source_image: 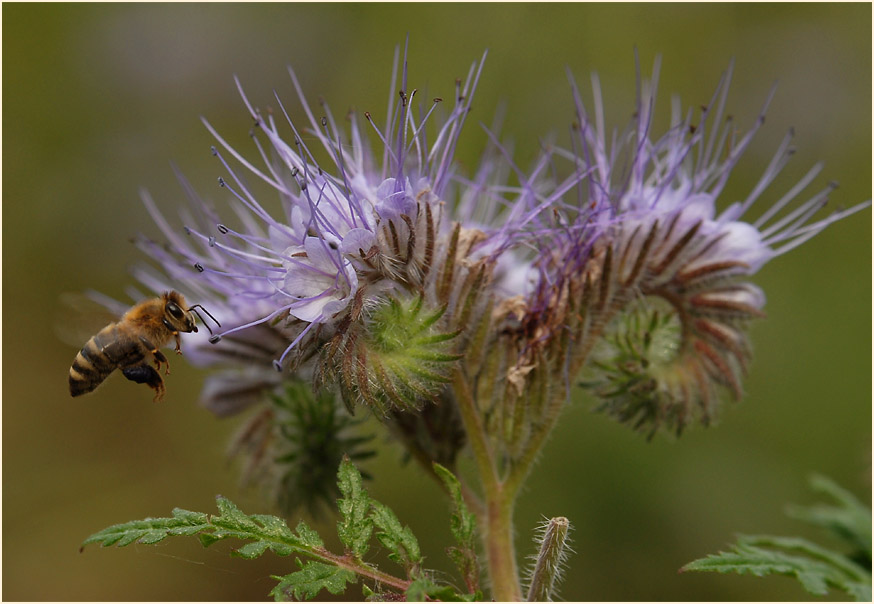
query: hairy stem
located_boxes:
[484,485,523,601]
[452,369,523,601]
[314,547,411,593]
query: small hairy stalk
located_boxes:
[526,517,572,601]
[452,368,523,601]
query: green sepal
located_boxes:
[327,295,464,413]
[264,381,375,519]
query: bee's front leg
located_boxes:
[174,332,183,355]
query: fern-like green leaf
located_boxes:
[82,508,211,548]
[433,463,479,593]
[82,460,470,602]
[786,474,871,562]
[336,457,373,558]
[682,476,872,601]
[405,576,479,602]
[371,500,422,576]
[271,560,356,601]
[209,496,308,558]
[82,496,321,562]
[682,536,870,600]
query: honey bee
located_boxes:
[68,291,220,402]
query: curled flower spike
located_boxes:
[558,56,870,436]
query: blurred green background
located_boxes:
[3,3,870,601]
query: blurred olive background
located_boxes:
[3,3,870,601]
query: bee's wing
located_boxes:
[57,290,129,349]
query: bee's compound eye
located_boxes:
[167,302,184,319]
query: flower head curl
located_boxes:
[551,56,870,435]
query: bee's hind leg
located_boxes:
[122,364,166,402]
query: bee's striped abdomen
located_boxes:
[69,330,115,397]
[69,325,145,397]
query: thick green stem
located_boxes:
[452,369,523,601]
[484,485,523,601]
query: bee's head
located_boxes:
[162,291,198,333]
[161,291,221,336]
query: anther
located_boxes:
[183,226,192,235]
[209,335,222,344]
[210,146,218,156]
[321,116,327,127]
[365,111,372,121]
[218,177,226,187]
[272,359,283,372]
[433,97,443,103]
[217,224,229,234]
[194,263,204,272]
[208,236,216,247]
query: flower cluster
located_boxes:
[126,47,867,508]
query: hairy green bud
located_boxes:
[526,516,572,602]
[321,295,463,415]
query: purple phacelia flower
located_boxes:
[544,56,870,436]
[129,48,866,440]
[134,46,536,417]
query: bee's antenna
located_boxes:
[189,304,221,335]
